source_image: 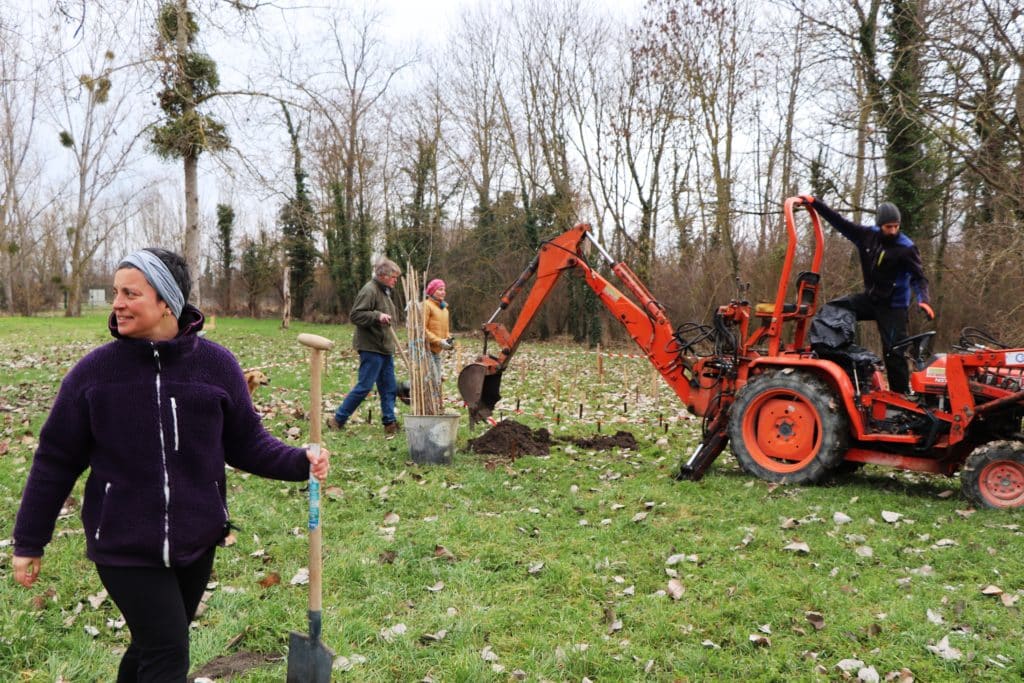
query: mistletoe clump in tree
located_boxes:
[150,1,229,305]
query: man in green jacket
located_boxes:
[329,258,402,433]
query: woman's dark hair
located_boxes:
[144,247,192,304]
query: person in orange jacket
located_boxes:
[423,278,452,382]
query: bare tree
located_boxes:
[443,4,507,234]
[51,14,146,316]
[0,19,51,314]
[641,0,758,278]
[285,7,413,310]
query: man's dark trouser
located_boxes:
[829,292,910,393]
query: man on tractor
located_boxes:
[800,195,935,394]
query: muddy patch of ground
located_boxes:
[467,419,552,459]
[567,430,638,451]
[467,420,639,461]
[190,651,281,680]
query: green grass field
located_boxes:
[1,313,1021,681]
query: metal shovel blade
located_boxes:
[286,629,334,683]
[458,364,502,425]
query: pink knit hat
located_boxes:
[426,279,446,296]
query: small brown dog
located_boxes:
[243,369,270,396]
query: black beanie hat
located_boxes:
[876,202,901,226]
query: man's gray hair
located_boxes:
[374,258,400,278]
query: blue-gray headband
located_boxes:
[119,250,185,319]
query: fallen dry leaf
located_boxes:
[926,635,962,660]
[258,572,281,589]
[425,581,445,592]
[290,568,309,585]
[881,510,903,523]
[836,658,865,673]
[748,633,771,647]
[379,623,407,642]
[87,590,108,610]
[419,629,448,644]
[383,511,400,525]
[858,665,880,682]
[806,611,825,630]
[667,579,684,600]
[433,545,457,562]
[480,645,500,662]
[528,562,544,575]
[981,585,1003,596]
[783,541,810,554]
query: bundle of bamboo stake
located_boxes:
[399,264,443,415]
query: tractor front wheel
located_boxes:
[961,441,1024,509]
[728,371,848,484]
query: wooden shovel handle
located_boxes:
[299,334,333,614]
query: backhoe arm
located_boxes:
[459,224,694,424]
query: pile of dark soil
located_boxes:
[190,651,281,680]
[468,420,641,460]
[568,430,638,450]
[467,419,552,458]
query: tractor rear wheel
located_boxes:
[961,441,1024,509]
[728,370,848,484]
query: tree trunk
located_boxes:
[183,152,201,306]
[281,264,291,329]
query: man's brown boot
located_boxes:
[327,416,345,431]
[383,421,399,435]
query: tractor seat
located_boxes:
[754,271,820,319]
[755,302,805,316]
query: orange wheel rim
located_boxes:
[741,390,822,473]
[979,460,1024,508]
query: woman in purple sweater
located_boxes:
[11,248,330,682]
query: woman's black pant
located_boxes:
[96,547,216,682]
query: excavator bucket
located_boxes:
[458,363,503,425]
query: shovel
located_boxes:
[288,333,335,682]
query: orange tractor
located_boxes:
[458,197,1024,508]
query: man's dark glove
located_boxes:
[918,302,935,321]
